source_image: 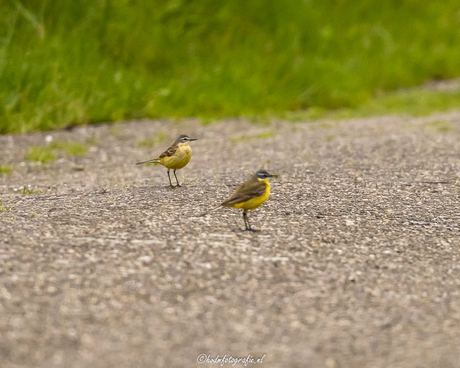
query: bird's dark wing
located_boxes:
[221,178,266,206]
[158,143,178,158]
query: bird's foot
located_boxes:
[244,228,260,232]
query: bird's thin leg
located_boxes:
[243,211,250,231]
[167,169,174,188]
[173,169,181,187]
[244,211,259,232]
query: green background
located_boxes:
[1,0,460,133]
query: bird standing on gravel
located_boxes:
[221,169,275,231]
[136,134,197,188]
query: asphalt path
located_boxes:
[1,112,460,367]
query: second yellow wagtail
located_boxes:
[221,169,275,231]
[136,134,197,187]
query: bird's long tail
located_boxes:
[136,158,160,165]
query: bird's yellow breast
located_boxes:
[159,144,192,170]
[233,180,270,211]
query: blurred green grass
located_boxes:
[282,87,460,121]
[26,140,88,163]
[25,146,57,163]
[1,0,460,133]
[0,164,12,174]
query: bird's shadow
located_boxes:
[233,228,261,233]
[166,185,181,190]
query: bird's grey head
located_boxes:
[176,134,197,144]
[255,169,275,179]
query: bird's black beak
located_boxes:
[189,138,198,141]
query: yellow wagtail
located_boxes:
[136,134,197,187]
[221,169,275,231]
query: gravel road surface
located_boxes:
[1,112,460,368]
